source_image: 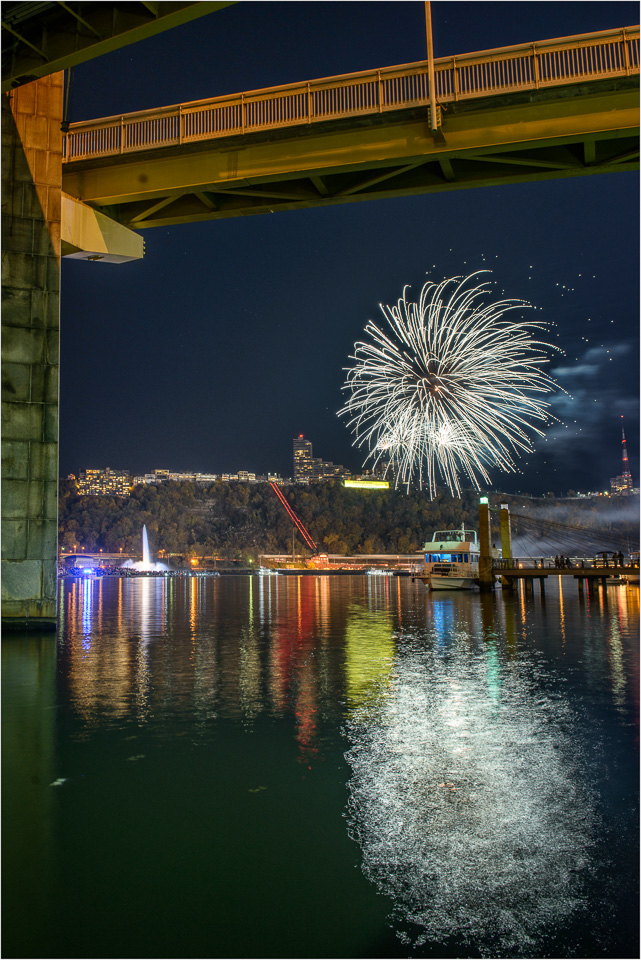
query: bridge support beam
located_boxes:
[61,195,144,263]
[2,74,63,630]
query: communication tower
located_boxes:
[609,416,634,495]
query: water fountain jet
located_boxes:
[122,525,170,573]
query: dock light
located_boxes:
[479,496,489,504]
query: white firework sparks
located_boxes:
[339,271,561,496]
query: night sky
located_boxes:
[59,1,639,496]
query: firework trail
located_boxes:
[339,271,561,497]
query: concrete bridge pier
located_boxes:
[478,497,494,592]
[499,503,514,590]
[2,75,62,631]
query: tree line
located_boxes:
[58,479,639,563]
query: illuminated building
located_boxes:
[132,470,220,485]
[293,435,349,483]
[317,460,350,480]
[77,467,130,496]
[293,435,313,482]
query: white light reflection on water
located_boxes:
[345,631,597,956]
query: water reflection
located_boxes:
[345,630,597,956]
[344,605,395,710]
[57,576,640,746]
[4,575,635,958]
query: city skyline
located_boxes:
[59,2,639,495]
[69,419,637,498]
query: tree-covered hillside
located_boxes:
[58,480,639,561]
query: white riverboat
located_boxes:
[417,526,480,590]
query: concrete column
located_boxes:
[2,74,63,630]
[478,497,494,591]
[499,502,513,589]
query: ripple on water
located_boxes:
[345,637,598,957]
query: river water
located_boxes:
[3,574,639,959]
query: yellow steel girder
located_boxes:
[62,83,639,228]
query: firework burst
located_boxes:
[339,271,561,497]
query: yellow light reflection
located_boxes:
[344,606,395,710]
[607,608,626,713]
[519,581,527,641]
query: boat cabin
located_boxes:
[422,528,480,564]
[418,527,481,590]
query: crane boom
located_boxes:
[269,482,318,552]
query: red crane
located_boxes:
[269,482,318,552]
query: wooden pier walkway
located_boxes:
[494,560,639,593]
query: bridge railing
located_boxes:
[63,25,639,162]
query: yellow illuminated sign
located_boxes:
[344,479,390,490]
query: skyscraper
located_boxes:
[293,435,313,482]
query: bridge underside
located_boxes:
[62,79,639,229]
[2,2,234,92]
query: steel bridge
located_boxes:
[61,25,639,232]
